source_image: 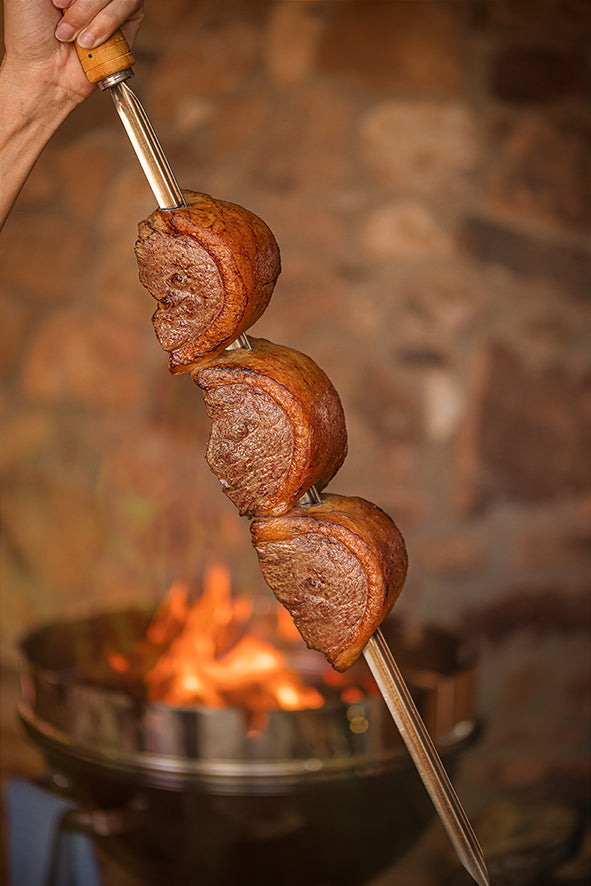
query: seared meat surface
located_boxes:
[135,188,408,668]
[135,190,280,373]
[194,337,347,517]
[251,494,408,670]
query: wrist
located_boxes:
[0,56,81,134]
[0,57,81,227]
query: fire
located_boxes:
[109,563,325,716]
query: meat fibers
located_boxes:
[251,493,408,670]
[194,337,347,517]
[135,191,281,373]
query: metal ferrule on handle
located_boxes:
[71,23,184,210]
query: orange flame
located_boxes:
[140,563,323,713]
[107,563,376,722]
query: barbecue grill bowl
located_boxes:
[18,609,480,886]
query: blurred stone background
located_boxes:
[1,0,590,881]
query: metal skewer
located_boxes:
[102,74,186,211]
[298,490,489,885]
[364,631,490,886]
[79,30,489,886]
[69,28,185,211]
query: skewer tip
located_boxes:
[463,854,491,886]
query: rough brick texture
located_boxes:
[0,0,589,823]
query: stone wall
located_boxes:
[1,0,590,806]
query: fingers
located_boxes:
[54,0,144,50]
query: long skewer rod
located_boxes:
[98,73,489,886]
[108,78,186,211]
[364,630,490,886]
[298,486,488,884]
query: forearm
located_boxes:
[0,60,80,228]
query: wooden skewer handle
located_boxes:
[74,29,135,83]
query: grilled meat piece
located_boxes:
[135,190,281,373]
[193,337,347,517]
[251,493,408,670]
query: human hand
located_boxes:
[0,0,144,227]
[2,0,144,103]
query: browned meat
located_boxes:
[193,337,347,517]
[134,190,281,373]
[250,493,408,670]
